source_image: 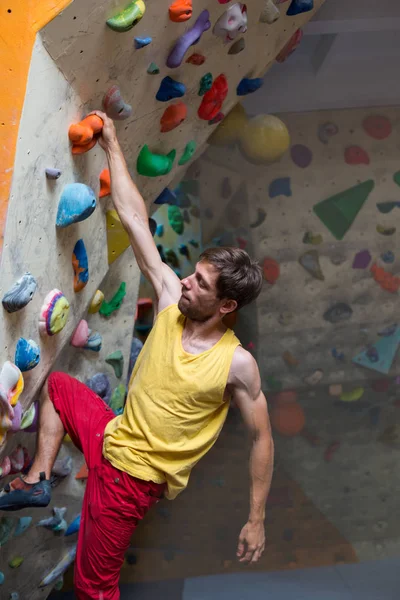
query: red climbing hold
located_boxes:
[186,53,206,65]
[276,29,303,63]
[362,115,392,140]
[198,74,228,121]
[370,263,400,294]
[344,146,370,165]
[324,441,340,462]
[160,102,187,133]
[263,257,280,284]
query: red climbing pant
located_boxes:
[48,372,165,600]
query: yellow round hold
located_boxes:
[88,290,105,314]
[240,114,290,164]
[208,103,247,147]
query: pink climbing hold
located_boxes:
[344,146,370,165]
[290,144,312,168]
[362,115,392,140]
[102,86,132,121]
[71,320,89,348]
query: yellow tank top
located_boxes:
[103,304,240,499]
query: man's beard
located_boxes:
[178,296,212,323]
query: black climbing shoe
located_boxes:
[0,472,51,511]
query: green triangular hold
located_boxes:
[394,171,400,187]
[352,326,400,375]
[313,180,374,240]
[147,62,159,75]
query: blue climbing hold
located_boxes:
[56,184,96,228]
[134,36,152,48]
[154,188,177,205]
[269,177,292,198]
[156,76,186,102]
[156,224,164,237]
[237,77,264,96]
[15,338,40,372]
[127,337,143,386]
[286,0,314,16]
[0,571,4,584]
[72,239,89,292]
[352,326,400,374]
[65,514,81,537]
[14,516,32,537]
[381,250,395,264]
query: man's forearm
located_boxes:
[248,434,274,523]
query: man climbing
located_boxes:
[0,112,274,599]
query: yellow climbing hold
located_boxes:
[88,290,105,314]
[339,387,364,402]
[63,434,72,443]
[240,115,290,164]
[209,103,247,147]
[106,210,130,265]
[106,0,146,32]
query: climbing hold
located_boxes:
[376,202,400,214]
[286,0,313,16]
[10,403,22,432]
[135,298,153,333]
[72,239,89,293]
[99,168,111,198]
[186,52,205,65]
[250,208,266,228]
[65,514,81,537]
[86,373,112,405]
[168,205,184,234]
[20,402,38,432]
[323,302,353,324]
[228,37,245,54]
[0,516,14,546]
[56,183,96,228]
[329,384,342,397]
[313,180,374,240]
[318,122,339,144]
[39,289,70,336]
[378,324,397,337]
[352,326,400,374]
[2,273,37,313]
[394,171,400,187]
[0,362,23,415]
[106,0,146,32]
[106,210,130,265]
[208,103,246,146]
[198,74,228,121]
[165,249,180,268]
[9,557,23,569]
[298,250,324,280]
[241,115,290,163]
[370,263,400,293]
[0,457,11,479]
[189,239,199,248]
[302,232,322,245]
[179,244,190,258]
[148,218,157,237]
[157,77,187,102]
[134,36,152,49]
[45,168,61,180]
[88,290,104,315]
[282,350,299,367]
[381,251,395,264]
[102,86,132,121]
[75,462,88,480]
[263,257,280,284]
[127,338,143,385]
[269,177,291,198]
[303,369,323,385]
[99,283,126,317]
[178,141,196,165]
[110,384,126,414]
[169,0,192,21]
[376,224,396,236]
[147,62,159,74]
[10,445,25,473]
[167,10,211,68]
[260,0,280,23]
[331,348,345,361]
[270,401,305,437]
[85,332,102,352]
[344,146,370,165]
[0,572,4,584]
[237,77,264,96]
[14,516,32,537]
[15,337,40,373]
[352,249,371,269]
[106,350,124,378]
[154,188,177,206]
[52,454,73,481]
[39,544,77,588]
[137,145,176,177]
[38,507,67,532]
[155,224,164,238]
[362,115,392,140]
[291,144,312,168]
[199,73,213,96]
[324,441,340,463]
[160,102,187,133]
[70,320,89,348]
[276,28,303,62]
[209,112,224,125]
[68,114,103,154]
[339,387,364,402]
[213,3,248,43]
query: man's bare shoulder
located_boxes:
[228,346,260,390]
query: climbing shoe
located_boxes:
[0,472,51,511]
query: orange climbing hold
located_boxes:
[263,257,280,284]
[270,401,305,437]
[75,461,89,480]
[169,0,193,22]
[69,115,103,155]
[99,168,111,198]
[370,263,400,293]
[160,102,188,133]
[186,53,206,65]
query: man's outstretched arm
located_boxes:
[229,347,274,563]
[94,111,181,314]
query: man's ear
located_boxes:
[220,299,237,315]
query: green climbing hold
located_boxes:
[147,62,160,74]
[165,249,180,268]
[313,180,374,240]
[9,556,24,569]
[99,283,126,317]
[168,206,184,234]
[106,0,146,32]
[105,350,124,378]
[137,145,176,177]
[189,239,199,248]
[178,141,196,166]
[0,517,14,547]
[394,171,400,187]
[109,384,126,414]
[198,72,213,96]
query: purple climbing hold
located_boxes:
[127,337,143,386]
[269,177,292,198]
[352,250,371,269]
[45,168,62,180]
[286,0,314,16]
[290,144,312,168]
[166,10,211,69]
[85,373,112,406]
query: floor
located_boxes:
[52,556,399,599]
